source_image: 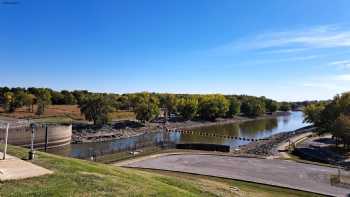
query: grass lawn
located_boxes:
[32,116,73,124]
[0,145,324,197]
[95,147,180,164]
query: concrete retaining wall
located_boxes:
[176,143,230,152]
[0,124,72,148]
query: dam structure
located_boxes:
[0,119,72,149]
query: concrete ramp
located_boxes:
[0,153,52,181]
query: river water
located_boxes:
[48,111,308,158]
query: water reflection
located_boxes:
[48,112,308,158]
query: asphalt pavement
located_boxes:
[123,154,350,197]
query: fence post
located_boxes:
[2,123,9,160]
[29,123,36,160]
[44,124,49,152]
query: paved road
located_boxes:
[123,154,350,197]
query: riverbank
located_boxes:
[165,112,289,130]
[233,126,315,157]
[72,112,290,143]
[71,121,158,143]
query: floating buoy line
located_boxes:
[164,128,270,142]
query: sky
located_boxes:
[1,0,350,101]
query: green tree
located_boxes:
[51,91,65,104]
[14,91,35,112]
[227,97,241,117]
[303,103,325,125]
[133,93,160,122]
[1,90,35,113]
[35,89,52,115]
[306,92,350,147]
[338,92,350,115]
[265,99,279,113]
[198,95,229,121]
[334,114,350,147]
[23,93,35,112]
[177,97,198,120]
[241,98,265,117]
[279,102,291,112]
[3,92,15,112]
[3,91,29,112]
[72,90,90,105]
[116,95,131,110]
[160,94,178,119]
[61,90,77,105]
[129,93,146,110]
[79,95,114,125]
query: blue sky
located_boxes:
[1,0,350,101]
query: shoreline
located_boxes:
[166,112,289,130]
[72,111,291,143]
[232,125,315,157]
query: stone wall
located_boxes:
[0,124,72,148]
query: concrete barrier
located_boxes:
[176,143,230,152]
[0,124,72,149]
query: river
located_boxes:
[48,111,309,158]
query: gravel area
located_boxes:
[72,121,158,143]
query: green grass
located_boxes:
[145,170,325,197]
[109,111,136,121]
[0,145,325,197]
[32,116,73,124]
[95,147,179,164]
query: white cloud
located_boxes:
[244,25,350,50]
[258,48,308,54]
[329,60,350,69]
[212,25,350,55]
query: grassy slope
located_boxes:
[0,146,323,197]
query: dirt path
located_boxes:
[122,153,349,197]
[0,152,52,181]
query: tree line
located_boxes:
[304,92,350,148]
[0,87,295,125]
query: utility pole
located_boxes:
[2,123,9,160]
